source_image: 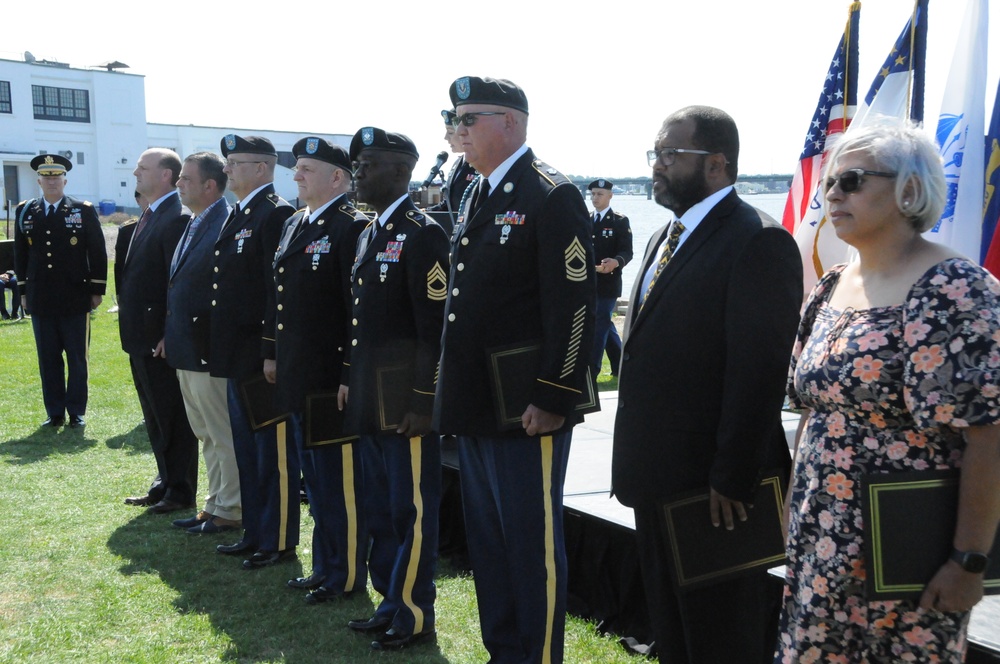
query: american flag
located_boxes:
[782,2,860,293]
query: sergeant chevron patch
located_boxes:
[427,262,448,301]
[564,237,588,282]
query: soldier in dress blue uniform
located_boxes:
[268,136,369,601]
[433,77,596,664]
[14,154,108,427]
[209,135,300,566]
[340,127,448,651]
[588,179,633,377]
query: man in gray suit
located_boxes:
[164,152,241,535]
[120,148,199,514]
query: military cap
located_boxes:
[292,136,352,171]
[349,127,419,161]
[31,154,72,176]
[221,134,277,158]
[449,76,528,114]
[441,109,457,126]
[588,179,614,191]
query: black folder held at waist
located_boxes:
[861,469,1000,601]
[486,342,600,431]
[304,391,359,448]
[659,472,787,591]
[238,374,289,431]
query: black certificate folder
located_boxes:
[239,374,290,431]
[861,470,1000,601]
[486,343,600,431]
[305,392,359,448]
[660,473,787,591]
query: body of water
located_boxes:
[598,192,788,299]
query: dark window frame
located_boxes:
[0,81,11,114]
[32,84,90,123]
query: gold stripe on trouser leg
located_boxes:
[540,434,556,664]
[84,311,91,372]
[342,443,358,591]
[401,436,425,633]
[276,421,289,550]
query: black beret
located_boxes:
[349,127,419,161]
[31,154,72,175]
[588,179,614,191]
[449,76,528,114]
[441,109,456,126]
[221,134,277,158]
[292,136,352,171]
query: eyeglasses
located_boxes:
[450,111,506,128]
[646,147,714,167]
[225,159,265,168]
[824,168,896,194]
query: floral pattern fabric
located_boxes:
[776,258,1000,663]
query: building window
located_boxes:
[32,85,90,123]
[0,81,11,114]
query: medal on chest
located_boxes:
[235,228,252,254]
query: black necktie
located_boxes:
[47,204,55,219]
[471,179,491,218]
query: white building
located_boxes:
[0,54,348,217]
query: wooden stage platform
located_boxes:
[442,390,1000,660]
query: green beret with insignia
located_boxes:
[292,136,352,171]
[349,127,419,161]
[449,76,528,114]
[221,134,277,158]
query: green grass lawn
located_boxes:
[0,264,635,663]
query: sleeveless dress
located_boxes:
[775,258,1000,663]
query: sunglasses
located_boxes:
[450,111,506,127]
[824,168,896,194]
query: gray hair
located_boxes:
[823,119,945,233]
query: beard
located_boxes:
[653,163,711,216]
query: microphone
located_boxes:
[420,151,449,188]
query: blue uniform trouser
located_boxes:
[290,412,367,593]
[458,431,572,664]
[591,296,621,375]
[227,380,300,552]
[361,433,441,635]
[31,311,89,418]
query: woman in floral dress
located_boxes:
[776,122,1000,663]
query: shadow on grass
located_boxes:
[107,513,452,663]
[106,423,153,455]
[0,425,97,464]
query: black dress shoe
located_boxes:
[124,494,157,507]
[348,615,392,634]
[304,585,354,605]
[172,512,212,529]
[242,549,296,570]
[287,574,326,590]
[217,539,256,556]
[371,627,436,650]
[148,499,192,514]
[41,416,65,427]
[68,415,85,428]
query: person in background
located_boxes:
[14,154,107,427]
[0,270,21,320]
[777,121,1000,663]
[588,178,632,378]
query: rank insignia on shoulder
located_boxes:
[495,211,525,226]
[564,237,588,282]
[427,262,447,301]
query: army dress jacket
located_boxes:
[210,185,293,380]
[343,199,450,434]
[268,196,367,413]
[14,196,107,316]
[592,208,633,299]
[433,149,596,437]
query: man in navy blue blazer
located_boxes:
[163,152,240,535]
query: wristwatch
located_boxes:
[950,548,991,574]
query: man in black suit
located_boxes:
[211,135,298,564]
[120,148,198,514]
[341,127,449,650]
[611,106,802,663]
[164,152,240,535]
[14,154,107,427]
[433,77,595,664]
[588,178,632,377]
[268,137,368,599]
